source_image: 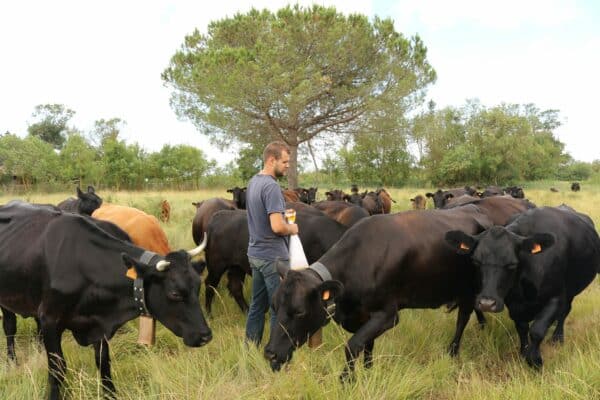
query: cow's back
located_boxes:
[93,203,170,255]
[192,198,237,245]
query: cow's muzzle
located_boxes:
[184,331,213,347]
[477,297,502,312]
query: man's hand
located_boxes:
[270,212,299,236]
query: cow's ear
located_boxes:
[425,192,434,198]
[87,185,95,193]
[444,193,454,200]
[226,189,233,193]
[317,280,343,302]
[76,186,84,198]
[445,230,477,255]
[122,253,147,280]
[522,233,555,254]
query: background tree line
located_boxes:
[0,104,215,191]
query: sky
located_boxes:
[1,0,598,166]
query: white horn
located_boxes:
[156,260,171,271]
[188,233,208,257]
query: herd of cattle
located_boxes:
[0,182,598,398]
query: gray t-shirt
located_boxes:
[246,174,289,261]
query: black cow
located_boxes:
[265,205,494,378]
[503,186,525,199]
[227,186,247,209]
[426,187,472,209]
[57,185,103,216]
[325,189,346,201]
[293,187,318,204]
[203,207,348,314]
[1,211,133,363]
[445,206,600,368]
[571,182,581,192]
[0,201,211,399]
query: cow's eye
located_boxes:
[294,311,307,318]
[168,291,184,302]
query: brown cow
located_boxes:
[160,199,171,222]
[410,194,427,210]
[376,188,396,214]
[93,204,171,255]
[282,189,300,202]
[191,198,237,245]
[312,201,369,227]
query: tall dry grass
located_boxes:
[0,184,598,399]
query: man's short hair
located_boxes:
[263,141,290,162]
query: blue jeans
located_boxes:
[245,256,287,345]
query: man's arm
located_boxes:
[270,212,298,236]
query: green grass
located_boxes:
[0,184,599,399]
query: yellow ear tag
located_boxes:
[126,267,138,280]
[322,290,330,301]
[459,243,470,251]
[531,243,542,254]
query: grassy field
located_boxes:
[0,185,598,399]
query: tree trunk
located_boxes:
[287,144,298,189]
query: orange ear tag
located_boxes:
[322,290,330,301]
[459,243,470,251]
[531,243,542,254]
[126,267,138,280]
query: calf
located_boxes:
[410,194,427,210]
[227,186,247,209]
[446,206,600,368]
[160,199,171,222]
[57,185,103,216]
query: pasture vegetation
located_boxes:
[0,185,598,399]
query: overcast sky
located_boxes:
[1,0,598,166]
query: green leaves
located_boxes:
[163,4,435,187]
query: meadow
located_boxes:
[0,184,598,399]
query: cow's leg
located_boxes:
[227,266,249,313]
[204,267,226,314]
[363,339,374,369]
[514,320,530,355]
[2,307,17,362]
[474,309,486,329]
[525,297,560,369]
[35,317,43,346]
[93,338,116,398]
[448,300,473,357]
[341,307,398,381]
[41,320,66,400]
[551,297,572,344]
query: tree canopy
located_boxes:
[27,104,75,150]
[162,4,436,187]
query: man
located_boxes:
[245,141,299,345]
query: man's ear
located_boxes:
[317,280,343,302]
[521,233,555,254]
[445,230,477,255]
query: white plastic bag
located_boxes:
[289,234,309,270]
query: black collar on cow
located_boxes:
[132,251,162,317]
[308,261,332,281]
[308,262,336,319]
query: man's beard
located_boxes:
[274,169,285,178]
